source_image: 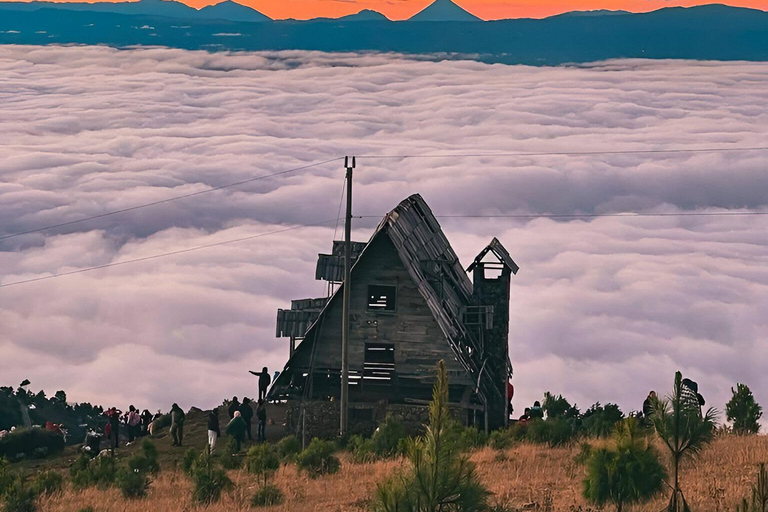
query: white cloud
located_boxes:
[0,45,766,423]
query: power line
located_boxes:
[0,219,338,289]
[358,211,768,219]
[355,146,768,159]
[0,157,343,242]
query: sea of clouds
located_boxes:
[1,45,767,420]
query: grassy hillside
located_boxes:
[23,428,768,511]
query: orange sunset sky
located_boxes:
[9,0,768,21]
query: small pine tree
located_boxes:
[295,439,340,478]
[246,444,281,488]
[188,449,233,504]
[651,371,718,512]
[371,360,491,512]
[582,417,666,512]
[726,384,762,435]
[3,476,36,512]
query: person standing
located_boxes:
[256,399,267,442]
[170,403,185,447]
[228,397,240,419]
[239,397,254,441]
[681,378,704,418]
[642,390,657,425]
[207,409,221,453]
[140,409,152,436]
[249,368,272,401]
[127,406,140,442]
[226,410,247,452]
[106,407,121,449]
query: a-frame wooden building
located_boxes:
[270,194,518,438]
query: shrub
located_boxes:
[296,438,340,478]
[251,484,284,507]
[246,444,280,487]
[582,403,624,438]
[726,384,762,435]
[372,360,490,512]
[188,449,233,504]
[454,425,487,451]
[3,477,36,512]
[543,392,580,419]
[527,417,576,447]
[489,427,518,450]
[369,415,408,457]
[77,508,95,512]
[276,436,301,461]
[116,468,150,499]
[219,438,243,470]
[573,442,593,466]
[69,453,117,489]
[0,458,14,497]
[182,448,197,475]
[583,417,666,512]
[0,428,64,460]
[31,470,62,496]
[127,440,160,476]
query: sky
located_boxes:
[0,46,767,425]
[6,0,768,20]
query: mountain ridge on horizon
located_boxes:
[3,0,764,22]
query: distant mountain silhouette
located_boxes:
[338,9,390,21]
[408,0,481,22]
[0,0,271,21]
[1,3,767,65]
[555,9,631,17]
[198,0,270,22]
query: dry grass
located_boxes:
[38,435,768,512]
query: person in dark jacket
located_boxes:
[249,368,272,401]
[140,409,152,436]
[681,378,704,418]
[170,403,185,447]
[207,409,221,453]
[256,399,267,442]
[105,407,121,448]
[226,411,247,452]
[239,397,254,441]
[228,397,240,419]
[529,401,544,420]
[642,390,657,425]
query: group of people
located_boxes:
[206,395,268,453]
[640,377,705,425]
[103,406,162,448]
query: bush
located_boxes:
[219,438,243,470]
[582,403,624,438]
[188,449,233,504]
[453,425,487,451]
[127,440,160,475]
[583,418,666,512]
[251,484,284,507]
[77,508,95,512]
[295,438,340,478]
[116,468,150,499]
[527,417,577,447]
[0,459,14,497]
[182,448,197,475]
[246,444,280,486]
[369,415,408,457]
[543,392,580,419]
[69,453,117,489]
[0,428,64,461]
[276,436,301,461]
[31,471,62,496]
[3,477,36,512]
[489,427,519,450]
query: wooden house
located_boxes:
[270,194,518,438]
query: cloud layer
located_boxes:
[1,45,767,420]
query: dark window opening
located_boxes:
[364,343,395,383]
[367,285,396,311]
[351,407,374,421]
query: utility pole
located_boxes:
[340,156,355,437]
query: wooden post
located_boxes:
[340,156,355,437]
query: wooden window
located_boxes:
[367,284,396,311]
[363,343,395,382]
